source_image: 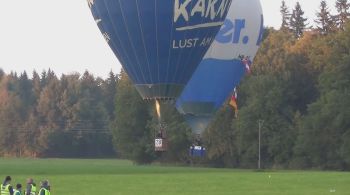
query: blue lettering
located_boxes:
[232,19,245,44]
[215,19,246,44]
[216,19,233,43]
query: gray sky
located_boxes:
[0,0,337,78]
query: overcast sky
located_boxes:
[0,0,337,78]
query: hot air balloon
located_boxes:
[87,0,232,152]
[87,0,232,101]
[176,0,264,156]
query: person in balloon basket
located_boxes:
[38,181,50,195]
[1,176,14,195]
[25,178,37,195]
[189,144,195,156]
[14,184,23,195]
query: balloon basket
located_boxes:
[155,138,168,152]
[154,123,167,152]
[189,145,206,157]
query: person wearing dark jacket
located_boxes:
[25,178,36,195]
[1,176,14,195]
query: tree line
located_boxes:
[0,70,117,157]
[0,0,349,170]
[281,0,349,37]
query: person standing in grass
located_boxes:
[38,181,50,195]
[14,184,22,195]
[1,176,14,195]
[25,178,36,195]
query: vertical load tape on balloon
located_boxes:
[87,0,233,100]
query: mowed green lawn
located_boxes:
[0,158,349,195]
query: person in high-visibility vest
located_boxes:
[24,178,36,195]
[1,176,14,195]
[38,181,50,195]
[14,184,22,195]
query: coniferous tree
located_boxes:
[32,71,41,100]
[22,73,41,156]
[112,70,154,163]
[335,0,350,30]
[77,71,111,157]
[290,2,308,38]
[36,73,63,155]
[0,69,4,81]
[18,72,35,115]
[315,0,335,34]
[0,74,24,156]
[103,71,118,119]
[280,0,291,31]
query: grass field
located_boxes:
[0,159,349,195]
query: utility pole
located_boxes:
[258,119,264,169]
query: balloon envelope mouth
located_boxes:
[184,114,213,135]
[179,101,216,115]
[135,84,184,101]
[177,101,216,134]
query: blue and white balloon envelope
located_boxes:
[176,0,264,134]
